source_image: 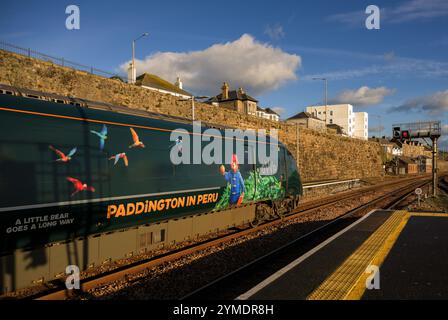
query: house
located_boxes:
[305,104,368,140]
[207,82,258,116]
[370,137,405,163]
[257,106,280,121]
[263,108,280,122]
[391,142,403,156]
[415,155,432,173]
[326,124,345,135]
[256,106,268,119]
[396,157,418,175]
[286,112,326,132]
[135,73,192,99]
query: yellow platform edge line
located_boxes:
[410,212,448,218]
[307,210,410,300]
[345,212,409,300]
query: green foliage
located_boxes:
[213,170,285,211]
[244,170,285,202]
[214,184,231,211]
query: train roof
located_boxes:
[0,84,283,145]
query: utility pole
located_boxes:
[130,32,149,84]
[371,115,382,138]
[432,136,438,197]
[296,123,300,168]
[179,96,209,122]
[313,78,328,122]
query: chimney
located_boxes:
[175,76,183,89]
[221,82,229,100]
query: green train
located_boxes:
[0,86,302,255]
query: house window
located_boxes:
[330,111,333,116]
[329,119,333,124]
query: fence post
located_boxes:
[28,48,31,57]
[62,58,64,67]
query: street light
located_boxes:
[179,95,209,121]
[371,114,382,138]
[312,77,328,123]
[130,32,149,83]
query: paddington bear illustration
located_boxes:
[219,154,245,206]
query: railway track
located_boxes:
[182,177,434,300]
[27,175,430,300]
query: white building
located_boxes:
[305,104,368,140]
[257,107,280,122]
[306,104,355,137]
[354,112,368,140]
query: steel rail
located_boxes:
[180,178,434,300]
[32,175,431,300]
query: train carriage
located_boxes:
[0,87,302,255]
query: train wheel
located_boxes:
[271,201,282,220]
[293,195,300,209]
[254,203,272,225]
[250,219,260,228]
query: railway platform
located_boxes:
[238,209,448,300]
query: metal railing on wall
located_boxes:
[0,40,128,82]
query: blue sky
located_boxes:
[1,0,447,146]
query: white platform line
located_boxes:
[236,209,377,300]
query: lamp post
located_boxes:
[130,32,149,83]
[313,77,328,123]
[371,114,382,138]
[179,95,209,121]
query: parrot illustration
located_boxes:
[170,137,183,154]
[109,152,129,167]
[90,124,108,151]
[66,177,95,197]
[129,127,145,148]
[49,145,77,162]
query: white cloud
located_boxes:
[302,55,448,81]
[264,24,285,41]
[120,34,300,96]
[330,86,395,106]
[390,90,448,114]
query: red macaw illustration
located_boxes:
[49,145,77,162]
[66,177,95,197]
[109,152,129,167]
[129,127,145,148]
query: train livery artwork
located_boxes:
[0,92,302,255]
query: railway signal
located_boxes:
[393,127,401,139]
[401,130,410,140]
[392,121,442,197]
